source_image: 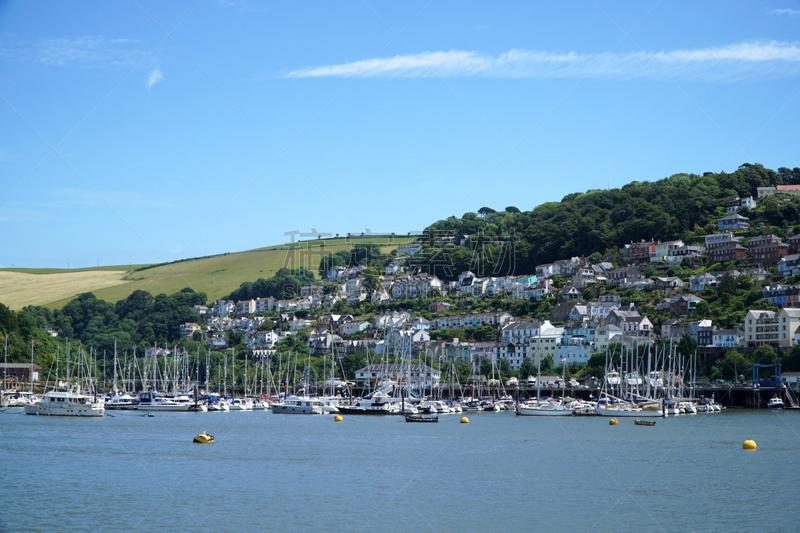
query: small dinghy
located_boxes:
[634,419,656,426]
[405,414,438,423]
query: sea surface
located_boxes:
[1,408,798,533]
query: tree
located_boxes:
[587,252,603,264]
[692,301,710,320]
[361,268,382,299]
[479,357,493,377]
[322,282,340,295]
[539,355,554,375]
[505,206,521,214]
[711,350,750,382]
[478,207,496,217]
[677,333,698,358]
[519,357,535,379]
[717,273,737,297]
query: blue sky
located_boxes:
[1,1,799,268]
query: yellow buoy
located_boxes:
[334,415,343,422]
[609,418,618,426]
[460,416,469,424]
[743,439,757,450]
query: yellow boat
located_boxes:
[193,432,214,443]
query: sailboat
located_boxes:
[517,320,574,416]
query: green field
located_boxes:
[0,236,414,310]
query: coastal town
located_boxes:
[154,191,800,395]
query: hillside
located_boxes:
[0,236,413,310]
[412,164,800,279]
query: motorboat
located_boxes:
[625,372,643,387]
[767,396,785,409]
[337,394,399,415]
[105,392,139,410]
[137,392,195,412]
[24,389,104,417]
[228,397,253,411]
[270,395,326,414]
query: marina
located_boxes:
[1,407,798,532]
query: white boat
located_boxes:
[646,371,664,389]
[597,403,663,418]
[606,371,621,386]
[228,397,252,411]
[24,390,104,417]
[337,394,399,415]
[678,401,697,414]
[517,399,574,416]
[137,392,195,412]
[625,372,643,386]
[250,397,268,410]
[767,396,785,409]
[270,395,326,414]
[105,392,139,410]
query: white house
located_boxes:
[690,273,718,293]
[354,364,439,388]
[213,300,235,317]
[712,329,744,348]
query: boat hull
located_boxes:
[517,406,574,416]
[337,406,393,415]
[24,403,104,417]
[597,406,663,418]
[270,404,324,414]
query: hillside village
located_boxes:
[169,188,800,383]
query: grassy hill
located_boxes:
[0,236,413,310]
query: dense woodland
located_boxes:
[410,164,800,279]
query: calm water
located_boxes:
[1,408,798,533]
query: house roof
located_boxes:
[719,213,750,221]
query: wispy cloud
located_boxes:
[768,8,800,16]
[147,68,164,89]
[0,207,52,222]
[0,36,146,67]
[286,41,800,81]
[51,188,170,208]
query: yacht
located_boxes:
[172,394,207,412]
[105,392,139,410]
[270,395,326,414]
[24,390,104,417]
[137,392,195,412]
[337,394,399,415]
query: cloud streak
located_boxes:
[768,8,800,16]
[286,41,800,81]
[147,68,164,89]
[0,36,146,67]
